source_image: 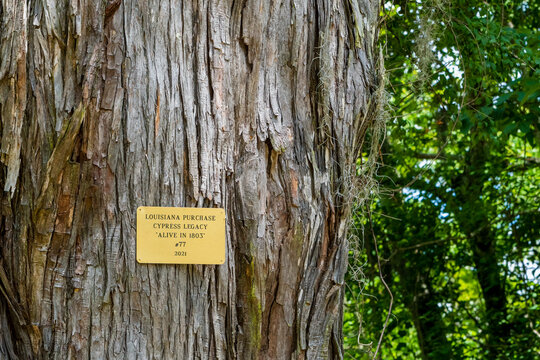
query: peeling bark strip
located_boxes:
[0,1,381,359]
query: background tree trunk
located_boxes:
[0,1,381,358]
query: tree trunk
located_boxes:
[452,136,509,357]
[408,276,453,360]
[0,1,381,359]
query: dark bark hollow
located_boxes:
[0,1,381,359]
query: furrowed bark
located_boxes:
[0,1,381,359]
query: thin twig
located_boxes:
[367,206,393,360]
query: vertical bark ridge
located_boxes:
[0,1,381,359]
[0,0,27,196]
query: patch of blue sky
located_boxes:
[505,253,539,285]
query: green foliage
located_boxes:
[345,0,539,359]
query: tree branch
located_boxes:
[412,152,458,160]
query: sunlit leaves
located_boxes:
[345,0,539,358]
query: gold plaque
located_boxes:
[137,207,226,264]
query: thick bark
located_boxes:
[0,1,381,359]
